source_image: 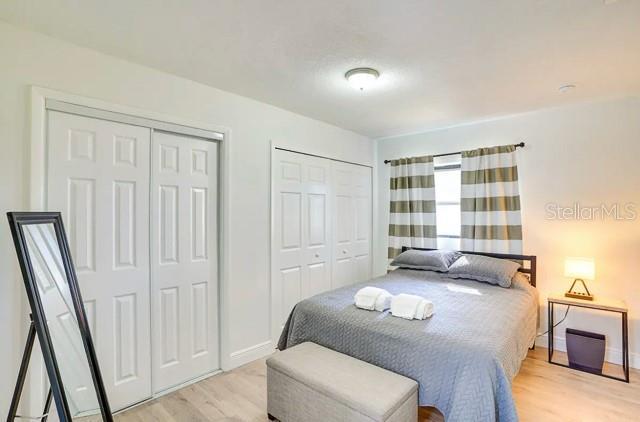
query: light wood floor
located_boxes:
[115,348,640,421]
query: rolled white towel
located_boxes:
[391,294,434,320]
[414,298,434,319]
[374,291,392,312]
[355,287,392,311]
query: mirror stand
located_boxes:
[7,212,113,422]
[7,315,53,422]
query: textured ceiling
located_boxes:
[1,0,639,138]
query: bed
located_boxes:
[277,249,538,422]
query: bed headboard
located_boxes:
[401,247,537,287]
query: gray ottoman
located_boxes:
[267,342,418,422]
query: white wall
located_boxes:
[375,97,640,368]
[0,22,372,414]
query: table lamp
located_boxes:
[564,257,595,301]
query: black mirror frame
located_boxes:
[7,212,113,421]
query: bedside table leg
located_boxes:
[623,312,629,382]
[548,302,554,362]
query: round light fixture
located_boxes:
[345,68,380,91]
[559,84,576,93]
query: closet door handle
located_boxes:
[342,250,347,254]
[314,253,320,258]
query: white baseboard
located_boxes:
[536,334,639,369]
[226,340,275,370]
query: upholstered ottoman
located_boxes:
[266,342,418,422]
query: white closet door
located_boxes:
[331,162,372,289]
[47,111,152,410]
[272,150,332,339]
[151,131,219,392]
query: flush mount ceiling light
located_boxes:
[345,68,380,91]
[559,84,576,93]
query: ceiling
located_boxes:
[1,0,639,138]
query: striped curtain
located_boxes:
[388,156,437,259]
[460,145,522,254]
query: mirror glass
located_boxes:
[24,223,102,420]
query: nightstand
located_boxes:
[547,294,629,382]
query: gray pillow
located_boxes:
[443,254,521,288]
[511,271,532,290]
[390,249,462,272]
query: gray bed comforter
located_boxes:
[277,269,538,422]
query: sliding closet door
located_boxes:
[151,131,219,392]
[47,111,152,410]
[331,162,372,289]
[272,150,332,339]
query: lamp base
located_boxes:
[565,278,594,301]
[565,291,594,301]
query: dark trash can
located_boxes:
[566,328,606,375]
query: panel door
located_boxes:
[272,150,331,340]
[331,162,372,289]
[47,111,152,410]
[151,131,219,393]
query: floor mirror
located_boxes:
[7,212,113,421]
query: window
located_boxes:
[434,156,461,250]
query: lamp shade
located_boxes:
[564,257,595,280]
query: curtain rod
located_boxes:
[383,142,525,164]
